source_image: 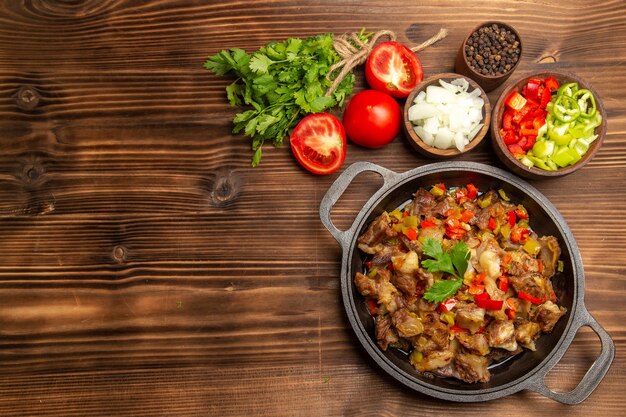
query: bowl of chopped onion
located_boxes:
[403,73,491,158]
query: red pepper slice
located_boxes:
[502,109,515,131]
[507,211,516,228]
[404,227,418,241]
[502,130,519,145]
[459,210,474,223]
[450,324,469,332]
[437,297,457,313]
[436,183,446,191]
[514,206,528,219]
[403,210,410,217]
[506,308,516,320]
[366,298,378,315]
[505,90,527,111]
[498,275,509,292]
[540,86,552,107]
[487,217,497,230]
[524,79,542,100]
[507,143,525,156]
[518,291,544,305]
[522,135,536,151]
[466,183,478,200]
[474,292,504,310]
[510,227,530,243]
[545,76,560,92]
[420,219,437,228]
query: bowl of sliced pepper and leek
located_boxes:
[491,72,606,179]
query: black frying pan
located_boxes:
[320,161,614,403]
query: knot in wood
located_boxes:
[112,245,127,263]
[16,86,40,110]
[209,169,240,207]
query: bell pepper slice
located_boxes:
[518,291,544,305]
[507,211,516,228]
[510,227,530,243]
[553,94,580,122]
[437,297,457,313]
[524,79,542,100]
[366,298,378,315]
[420,219,437,228]
[573,89,597,119]
[487,217,497,230]
[502,109,515,131]
[545,76,560,92]
[466,183,478,200]
[505,90,527,111]
[498,275,509,292]
[474,292,504,310]
[404,227,418,241]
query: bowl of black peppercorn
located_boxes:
[455,22,522,92]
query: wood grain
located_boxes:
[0,0,625,415]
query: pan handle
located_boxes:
[320,161,398,249]
[526,308,614,404]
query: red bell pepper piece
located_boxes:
[540,86,552,107]
[498,275,509,292]
[437,297,457,313]
[459,210,474,223]
[522,135,536,151]
[366,298,378,315]
[474,292,504,310]
[506,308,516,320]
[545,76,560,92]
[466,183,478,200]
[487,217,497,230]
[502,109,515,131]
[505,90,527,111]
[502,130,519,145]
[403,210,410,217]
[450,324,469,332]
[420,219,437,228]
[514,206,528,219]
[510,227,530,243]
[455,189,468,204]
[518,291,544,305]
[524,79,542,100]
[507,211,516,228]
[507,143,525,156]
[404,227,418,241]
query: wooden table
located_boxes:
[1,1,624,415]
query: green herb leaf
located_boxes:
[423,279,463,304]
[450,242,470,279]
[421,238,456,276]
[204,32,368,166]
[421,238,470,279]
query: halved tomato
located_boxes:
[290,113,346,175]
[365,41,424,98]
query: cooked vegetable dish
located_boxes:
[354,183,567,383]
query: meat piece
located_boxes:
[473,207,492,230]
[514,318,541,350]
[485,320,517,351]
[538,236,561,278]
[412,340,457,372]
[422,313,450,349]
[509,272,555,301]
[354,272,376,297]
[390,272,417,297]
[456,332,490,356]
[454,352,490,383]
[391,308,424,337]
[432,195,455,217]
[410,188,436,216]
[354,269,399,313]
[375,315,408,351]
[357,212,397,254]
[532,301,567,333]
[506,250,540,276]
[455,304,486,334]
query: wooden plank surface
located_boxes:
[0,0,624,415]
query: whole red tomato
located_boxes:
[365,41,423,98]
[290,113,346,175]
[342,90,401,148]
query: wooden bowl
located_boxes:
[491,71,607,180]
[403,73,491,159]
[455,21,522,92]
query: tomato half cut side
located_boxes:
[290,113,347,175]
[365,41,424,98]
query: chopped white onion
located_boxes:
[407,77,485,151]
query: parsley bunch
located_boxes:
[204,33,364,166]
[421,238,470,303]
